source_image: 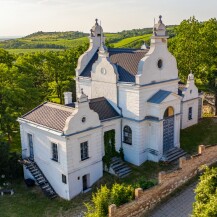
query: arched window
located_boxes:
[123,126,132,145]
[164,106,174,118]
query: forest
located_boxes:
[0,17,217,178]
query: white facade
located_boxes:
[18,16,202,200]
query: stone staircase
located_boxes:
[110,157,132,178]
[161,147,187,163]
[21,159,57,199]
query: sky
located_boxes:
[0,0,217,36]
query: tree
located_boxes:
[169,17,217,113]
[192,166,217,217]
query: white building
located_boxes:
[18,16,202,200]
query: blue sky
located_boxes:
[0,0,216,36]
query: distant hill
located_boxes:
[0,25,176,53]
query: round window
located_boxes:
[101,68,106,75]
[157,59,163,69]
[82,117,86,123]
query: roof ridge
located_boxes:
[22,102,47,118]
[46,101,75,112]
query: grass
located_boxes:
[6,49,65,54]
[0,162,172,217]
[180,117,217,154]
[112,34,151,48]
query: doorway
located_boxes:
[163,107,175,153]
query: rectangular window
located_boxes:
[188,107,193,120]
[80,141,88,161]
[28,133,34,159]
[52,143,58,162]
[62,174,67,184]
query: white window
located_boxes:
[80,141,88,161]
[52,143,58,162]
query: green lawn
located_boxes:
[180,117,217,154]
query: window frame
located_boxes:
[51,142,59,162]
[188,107,193,120]
[123,125,132,145]
[80,141,89,161]
[62,174,67,184]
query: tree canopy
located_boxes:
[192,166,217,217]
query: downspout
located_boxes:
[117,83,123,149]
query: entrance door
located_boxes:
[163,107,175,154]
[163,117,174,153]
[82,175,88,191]
[28,134,34,160]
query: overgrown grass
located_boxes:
[180,118,217,154]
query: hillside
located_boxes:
[0,25,176,53]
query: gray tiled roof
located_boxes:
[89,97,120,121]
[21,102,73,131]
[147,90,172,104]
[80,48,148,82]
[21,98,120,131]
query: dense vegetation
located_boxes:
[192,166,217,217]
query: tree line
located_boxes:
[0,44,88,150]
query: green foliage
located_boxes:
[132,178,157,190]
[84,185,110,217]
[103,130,116,170]
[84,183,134,217]
[192,166,217,217]
[0,45,87,148]
[119,147,124,161]
[110,183,134,206]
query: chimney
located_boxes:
[64,92,72,105]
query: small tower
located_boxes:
[151,15,168,46]
[187,71,195,84]
[89,19,105,49]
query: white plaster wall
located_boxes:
[136,39,178,86]
[122,119,148,166]
[66,128,103,173]
[63,101,101,135]
[76,78,92,100]
[19,123,70,199]
[68,161,103,199]
[181,98,199,129]
[91,54,118,106]
[118,80,179,121]
[66,127,103,199]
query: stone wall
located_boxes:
[108,145,217,217]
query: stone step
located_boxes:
[167,150,186,160]
[116,167,132,175]
[166,152,187,163]
[113,164,129,172]
[162,148,187,163]
[118,169,132,178]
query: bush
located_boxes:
[84,183,134,217]
[84,185,110,217]
[132,177,157,190]
[110,183,134,206]
[192,166,217,217]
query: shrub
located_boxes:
[84,185,110,217]
[110,183,134,206]
[132,177,157,190]
[192,166,217,217]
[84,183,134,217]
